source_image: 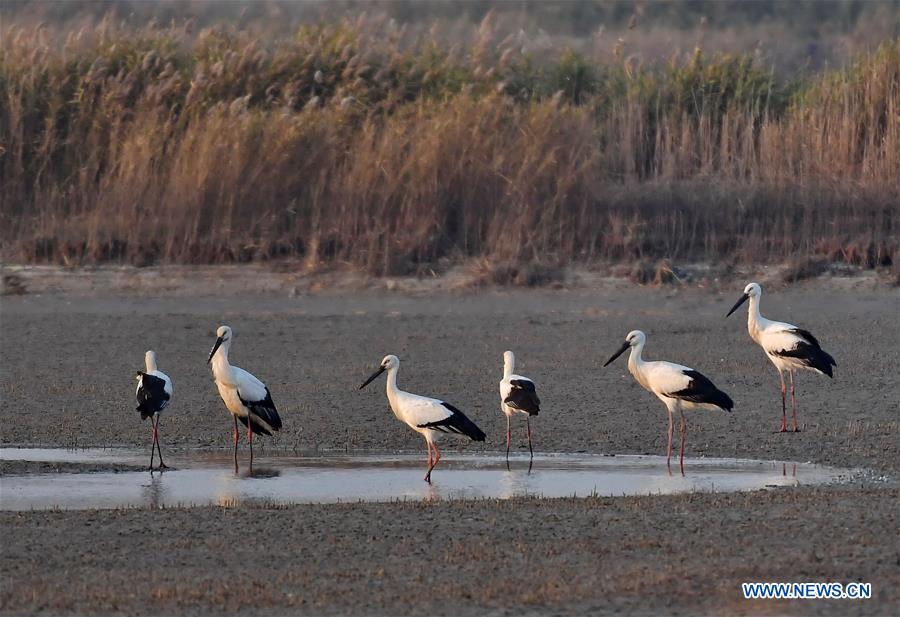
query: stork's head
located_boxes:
[625,330,646,346]
[603,330,645,367]
[503,350,515,366]
[144,350,158,372]
[207,325,233,363]
[359,354,399,389]
[726,282,761,318]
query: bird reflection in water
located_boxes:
[239,467,281,480]
[141,473,168,509]
[213,467,282,507]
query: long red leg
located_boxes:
[155,417,168,469]
[779,371,787,432]
[232,415,240,473]
[148,417,157,470]
[425,442,441,483]
[789,371,800,432]
[526,416,534,459]
[505,416,511,470]
[679,411,687,476]
[666,410,674,471]
[424,439,435,483]
[526,416,534,474]
[247,416,254,471]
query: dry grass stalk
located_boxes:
[0,19,897,274]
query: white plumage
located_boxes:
[208,325,282,472]
[726,282,835,432]
[359,354,486,483]
[134,350,173,470]
[499,351,540,467]
[604,330,733,474]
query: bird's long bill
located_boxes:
[726,293,750,318]
[603,341,630,367]
[207,336,224,364]
[358,366,386,390]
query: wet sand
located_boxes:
[1,273,898,614]
[2,489,898,616]
[0,460,145,475]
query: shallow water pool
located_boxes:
[0,448,850,510]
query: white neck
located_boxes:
[503,355,515,378]
[385,365,401,406]
[144,352,158,373]
[747,295,766,336]
[627,339,646,378]
[211,340,232,379]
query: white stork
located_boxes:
[603,330,734,475]
[500,351,540,468]
[135,350,173,470]
[207,325,283,472]
[359,355,486,483]
[726,282,836,432]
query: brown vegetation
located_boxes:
[1,16,897,274]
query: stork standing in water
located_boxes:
[500,351,540,469]
[359,355,486,483]
[726,282,836,432]
[208,326,283,473]
[135,350,173,470]
[603,330,733,475]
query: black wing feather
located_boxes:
[668,370,733,411]
[136,373,170,419]
[238,388,282,434]
[504,379,540,416]
[789,328,822,350]
[774,342,836,377]
[418,402,487,441]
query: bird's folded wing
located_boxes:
[136,373,170,413]
[503,378,540,413]
[152,370,173,397]
[787,327,823,349]
[232,366,268,398]
[237,388,282,431]
[233,367,282,430]
[404,395,455,426]
[762,328,810,354]
[417,402,486,441]
[643,361,696,394]
[668,369,734,410]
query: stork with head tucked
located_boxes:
[135,350,173,470]
[726,282,836,432]
[208,326,283,472]
[359,355,486,483]
[500,351,540,469]
[603,330,733,475]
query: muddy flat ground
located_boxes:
[1,268,898,615]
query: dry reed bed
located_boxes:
[1,18,897,273]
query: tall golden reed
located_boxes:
[1,18,897,273]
